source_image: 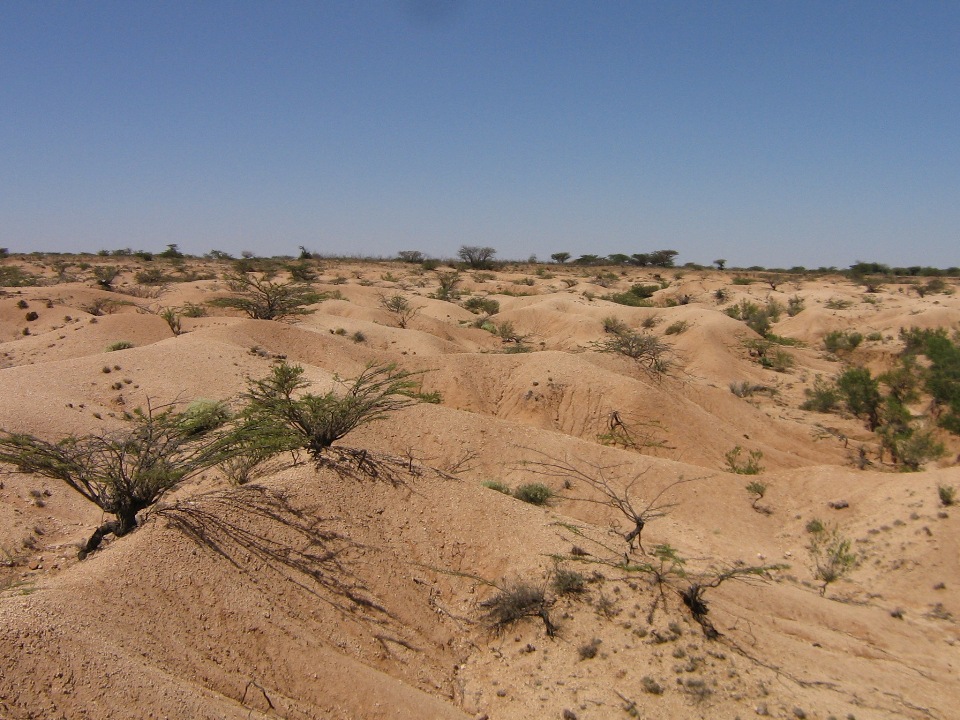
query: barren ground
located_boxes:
[1,255,958,720]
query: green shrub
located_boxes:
[801,375,840,412]
[482,480,512,494]
[0,403,239,557]
[724,446,764,475]
[825,298,852,310]
[664,320,689,335]
[241,362,420,460]
[823,330,863,353]
[805,518,825,534]
[513,482,555,505]
[209,272,325,321]
[836,367,881,429]
[938,484,956,506]
[601,316,628,334]
[808,525,857,595]
[787,295,805,316]
[106,341,134,351]
[463,296,500,315]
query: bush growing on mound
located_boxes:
[241,362,420,461]
[0,402,240,557]
[209,272,325,321]
[513,482,554,505]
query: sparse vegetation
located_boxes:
[513,482,554,506]
[241,362,420,461]
[0,401,239,557]
[377,293,420,328]
[745,480,767,509]
[808,525,857,595]
[482,580,555,635]
[724,446,764,475]
[591,328,673,378]
[938,484,956,507]
[209,272,325,321]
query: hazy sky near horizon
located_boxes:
[1,1,958,268]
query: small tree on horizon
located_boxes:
[550,252,571,264]
[458,245,497,269]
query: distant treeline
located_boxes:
[2,245,957,277]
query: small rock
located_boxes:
[28,560,41,570]
[828,500,849,509]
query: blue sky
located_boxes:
[1,1,957,268]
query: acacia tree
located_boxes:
[209,272,325,321]
[0,402,239,557]
[241,362,420,461]
[457,245,497,269]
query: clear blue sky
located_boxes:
[1,1,957,268]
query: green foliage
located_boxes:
[286,261,317,282]
[724,446,764,475]
[432,271,461,301]
[591,328,673,377]
[134,267,171,285]
[180,302,207,318]
[801,375,840,412]
[601,316,628,334]
[745,480,767,508]
[725,299,776,336]
[241,362,420,460]
[513,482,555,505]
[760,348,795,372]
[212,272,324,321]
[808,525,857,595]
[550,252,571,264]
[377,293,419,328]
[731,276,754,285]
[664,320,689,335]
[836,367,882,429]
[0,402,238,555]
[786,295,805,316]
[938,484,956,507]
[890,425,945,471]
[107,341,134,351]
[823,330,863,353]
[824,298,852,310]
[805,518,825,534]
[899,327,960,434]
[463,296,500,315]
[397,250,424,264]
[178,399,232,436]
[482,480,512,494]
[159,307,182,335]
[93,265,120,289]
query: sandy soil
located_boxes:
[1,255,958,719]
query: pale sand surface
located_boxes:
[1,256,958,719]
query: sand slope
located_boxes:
[1,258,959,719]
